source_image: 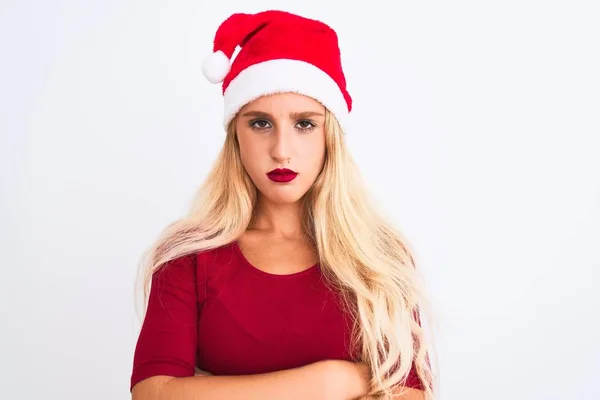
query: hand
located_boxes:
[320,360,371,400]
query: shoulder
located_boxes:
[151,253,197,290]
[156,241,238,280]
[149,242,237,298]
[196,240,238,269]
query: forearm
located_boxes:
[132,360,346,400]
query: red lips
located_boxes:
[267,168,298,183]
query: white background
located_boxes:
[1,1,599,399]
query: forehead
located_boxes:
[240,92,325,114]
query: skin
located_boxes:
[235,92,326,272]
[236,92,326,237]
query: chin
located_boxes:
[259,186,307,204]
[266,193,305,204]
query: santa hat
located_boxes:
[201,10,352,131]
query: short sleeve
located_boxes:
[404,361,425,390]
[130,254,198,392]
[404,308,426,390]
[390,308,428,391]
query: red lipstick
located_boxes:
[267,168,298,182]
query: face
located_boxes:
[236,92,327,205]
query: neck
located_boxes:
[249,195,306,239]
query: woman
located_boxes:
[130,10,435,400]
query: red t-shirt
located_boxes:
[130,240,423,391]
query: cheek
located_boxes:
[301,140,326,176]
[238,135,261,169]
[238,143,271,189]
[239,149,262,177]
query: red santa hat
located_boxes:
[201,10,352,131]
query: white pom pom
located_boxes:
[201,50,230,83]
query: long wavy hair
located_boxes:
[134,108,436,399]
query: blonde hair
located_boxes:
[135,109,437,399]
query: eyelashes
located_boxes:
[249,119,271,130]
[248,119,317,132]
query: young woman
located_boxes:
[130,10,435,400]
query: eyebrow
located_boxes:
[240,111,325,119]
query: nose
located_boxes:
[270,123,293,163]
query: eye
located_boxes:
[296,120,316,131]
[249,119,272,130]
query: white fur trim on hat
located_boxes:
[222,59,349,132]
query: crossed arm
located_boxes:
[132,259,425,400]
[131,360,424,400]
